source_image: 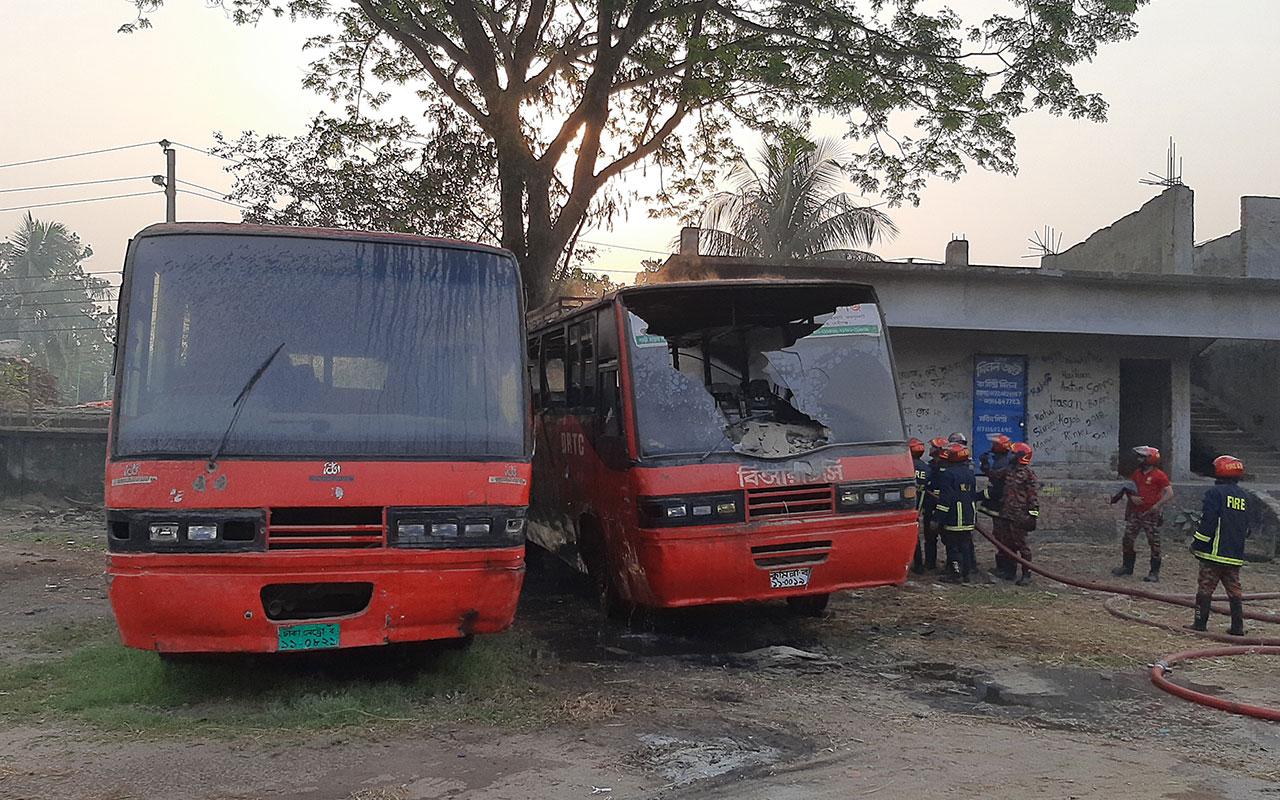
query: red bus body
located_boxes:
[106,224,530,653]
[526,279,916,610]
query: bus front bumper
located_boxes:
[625,513,917,608]
[107,548,525,653]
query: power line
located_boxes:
[170,140,242,165]
[0,190,160,214]
[0,142,156,171]
[0,270,122,285]
[0,175,154,195]
[176,178,233,196]
[176,188,248,209]
[0,322,115,334]
[578,238,673,257]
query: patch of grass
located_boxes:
[0,625,557,735]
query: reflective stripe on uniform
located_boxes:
[1195,551,1245,567]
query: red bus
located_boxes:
[105,223,530,654]
[526,279,916,615]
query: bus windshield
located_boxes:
[625,286,904,459]
[115,233,526,459]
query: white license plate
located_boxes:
[769,567,811,589]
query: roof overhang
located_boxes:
[658,256,1280,341]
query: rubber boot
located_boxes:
[1228,599,1246,637]
[1112,553,1135,576]
[1184,593,1210,632]
[1015,564,1033,586]
[1142,557,1161,583]
[912,540,925,575]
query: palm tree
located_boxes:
[696,136,897,261]
[0,214,112,402]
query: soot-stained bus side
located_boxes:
[527,279,917,614]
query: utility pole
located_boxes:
[154,139,176,222]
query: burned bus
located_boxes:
[106,223,529,654]
[526,279,916,615]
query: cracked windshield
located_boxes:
[2,2,1278,798]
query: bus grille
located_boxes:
[267,507,385,550]
[745,484,835,520]
[751,540,833,568]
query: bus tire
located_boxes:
[786,594,830,617]
[579,520,626,618]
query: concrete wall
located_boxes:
[1193,230,1242,277]
[1243,196,1280,279]
[1042,185,1193,275]
[0,428,106,499]
[892,330,1193,479]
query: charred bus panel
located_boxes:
[106,224,530,654]
[527,280,917,611]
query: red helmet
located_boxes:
[929,436,948,456]
[1133,445,1161,466]
[908,437,926,458]
[990,434,1012,454]
[1213,455,1245,479]
[941,442,971,463]
[1010,442,1033,465]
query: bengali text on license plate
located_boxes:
[769,568,811,589]
[277,623,340,652]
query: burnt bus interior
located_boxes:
[528,281,905,461]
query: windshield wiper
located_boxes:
[206,341,286,472]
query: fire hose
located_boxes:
[974,521,1280,721]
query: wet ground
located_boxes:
[0,497,1278,799]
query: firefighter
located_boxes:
[1111,445,1173,582]
[1187,455,1251,636]
[979,434,1016,578]
[917,436,949,572]
[929,442,978,583]
[947,432,968,445]
[909,438,931,574]
[1000,442,1040,586]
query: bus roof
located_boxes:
[131,222,513,259]
[527,277,879,331]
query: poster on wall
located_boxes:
[972,354,1027,463]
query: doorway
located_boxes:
[1119,359,1171,475]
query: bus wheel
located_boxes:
[786,594,830,617]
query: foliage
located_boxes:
[0,358,60,412]
[214,109,500,241]
[126,0,1147,302]
[0,214,115,405]
[697,135,896,260]
[550,266,623,300]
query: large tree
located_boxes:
[128,0,1146,303]
[698,135,896,260]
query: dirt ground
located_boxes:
[1,498,1278,800]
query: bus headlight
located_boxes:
[837,482,916,511]
[149,523,179,543]
[639,493,744,527]
[388,508,526,548]
[187,524,218,542]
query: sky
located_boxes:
[3,0,1280,291]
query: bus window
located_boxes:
[598,367,622,438]
[543,329,566,406]
[596,306,618,362]
[566,319,596,409]
[528,337,541,408]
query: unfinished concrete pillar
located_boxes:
[679,226,700,256]
[945,238,970,267]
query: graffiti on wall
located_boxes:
[897,356,971,441]
[1026,351,1117,463]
